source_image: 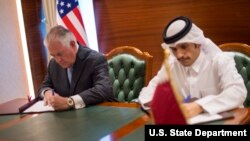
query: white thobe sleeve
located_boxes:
[138,65,168,109]
[196,54,247,114]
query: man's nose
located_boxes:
[175,50,184,59]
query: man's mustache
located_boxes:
[177,57,189,61]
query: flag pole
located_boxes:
[163,48,189,119]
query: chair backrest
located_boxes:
[104,46,153,102]
[219,43,250,107]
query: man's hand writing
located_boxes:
[44,91,69,110]
[182,102,203,118]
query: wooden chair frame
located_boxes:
[104,46,153,85]
[219,43,250,56]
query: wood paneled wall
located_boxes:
[93,0,250,76]
[22,0,250,97]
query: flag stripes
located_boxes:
[57,0,88,46]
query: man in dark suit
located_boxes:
[39,25,116,110]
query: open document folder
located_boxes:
[19,97,55,114]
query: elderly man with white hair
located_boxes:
[138,16,246,118]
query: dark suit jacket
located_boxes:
[39,46,116,106]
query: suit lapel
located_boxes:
[69,46,88,95]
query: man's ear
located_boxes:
[69,40,76,48]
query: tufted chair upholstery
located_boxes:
[219,43,250,107]
[104,46,153,102]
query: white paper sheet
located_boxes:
[23,101,55,113]
[187,112,233,125]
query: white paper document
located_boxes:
[187,112,233,125]
[23,101,55,113]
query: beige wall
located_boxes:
[0,0,29,103]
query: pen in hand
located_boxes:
[44,89,54,106]
[181,88,191,103]
[183,95,191,103]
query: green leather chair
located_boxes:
[219,43,250,107]
[105,46,153,102]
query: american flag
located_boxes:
[57,0,88,46]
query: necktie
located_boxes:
[67,67,73,84]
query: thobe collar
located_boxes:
[185,51,205,75]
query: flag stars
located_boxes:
[66,3,71,8]
[60,1,65,7]
[59,9,64,14]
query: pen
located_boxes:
[181,88,190,103]
[183,95,191,103]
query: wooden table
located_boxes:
[0,99,250,141]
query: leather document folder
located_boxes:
[18,97,41,113]
[0,98,55,115]
[18,97,55,114]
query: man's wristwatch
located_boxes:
[67,97,75,108]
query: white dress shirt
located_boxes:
[139,51,247,114]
